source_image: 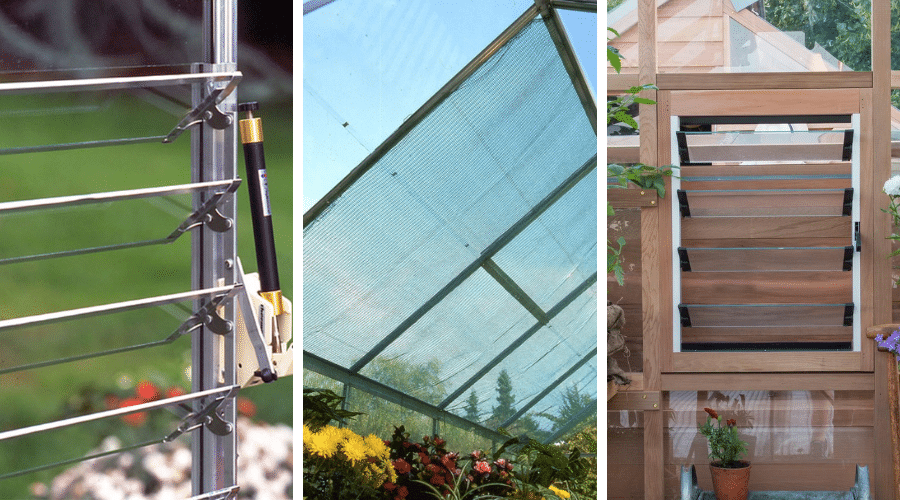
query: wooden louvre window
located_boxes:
[671,115,860,352]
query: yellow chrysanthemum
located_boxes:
[342,433,368,462]
[548,485,571,499]
[302,425,312,447]
[306,425,341,458]
[364,434,389,458]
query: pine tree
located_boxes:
[464,390,480,422]
[492,369,516,425]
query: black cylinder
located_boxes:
[242,140,281,293]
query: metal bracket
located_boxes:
[855,221,861,252]
[187,486,241,500]
[162,71,242,143]
[843,246,854,271]
[170,286,241,340]
[843,303,855,327]
[842,129,854,162]
[678,304,692,327]
[842,188,853,216]
[677,190,691,218]
[677,247,691,272]
[163,385,238,443]
[235,259,278,382]
[175,179,241,235]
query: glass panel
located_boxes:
[303,0,535,210]
[665,390,874,494]
[0,286,234,375]
[681,246,851,271]
[344,386,433,443]
[608,410,644,499]
[680,130,850,163]
[646,0,871,73]
[0,182,236,265]
[558,9,598,93]
[680,303,850,327]
[679,189,850,217]
[0,2,202,74]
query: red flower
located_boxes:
[494,458,513,471]
[393,458,411,474]
[119,398,147,427]
[419,451,431,464]
[135,381,159,402]
[434,437,445,447]
[396,486,409,499]
[166,386,185,399]
[237,397,257,417]
[441,454,457,470]
[704,407,719,419]
[383,482,397,491]
[474,461,491,474]
[430,473,445,486]
[727,419,737,427]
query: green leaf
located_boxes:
[607,47,621,73]
[614,111,638,129]
[617,236,626,245]
[607,27,620,38]
[632,97,657,105]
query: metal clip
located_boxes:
[168,286,241,340]
[187,486,241,500]
[176,180,241,235]
[163,72,242,143]
[163,385,238,443]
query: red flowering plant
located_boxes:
[383,426,515,499]
[698,407,749,468]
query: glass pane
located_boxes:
[608,410,644,499]
[0,2,201,74]
[680,189,850,217]
[682,246,851,271]
[665,390,873,494]
[680,129,850,163]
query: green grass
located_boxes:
[0,92,293,496]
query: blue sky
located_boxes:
[302,1,597,212]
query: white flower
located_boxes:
[885,175,900,195]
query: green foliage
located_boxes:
[698,409,749,468]
[607,163,674,199]
[493,369,516,424]
[536,385,595,437]
[303,387,365,431]
[606,28,622,72]
[465,390,480,423]
[763,0,872,71]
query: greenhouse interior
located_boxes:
[303,0,600,499]
[607,0,900,497]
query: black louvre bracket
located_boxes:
[678,304,691,327]
[842,188,853,216]
[678,247,691,272]
[676,131,691,165]
[842,130,854,162]
[843,303,855,327]
[677,189,691,218]
[843,246,854,271]
[855,222,861,252]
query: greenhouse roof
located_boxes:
[303,1,598,443]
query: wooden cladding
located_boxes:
[670,89,861,116]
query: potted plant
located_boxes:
[698,407,751,500]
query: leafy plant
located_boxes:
[698,407,749,468]
[303,387,364,431]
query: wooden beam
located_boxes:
[607,390,661,411]
[607,189,660,208]
[657,72,873,90]
[671,351,863,372]
[670,89,861,116]
[661,372,875,391]
[607,73,641,93]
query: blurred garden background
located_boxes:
[0,1,292,497]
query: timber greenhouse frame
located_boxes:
[608,0,900,497]
[303,0,599,490]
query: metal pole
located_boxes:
[193,0,238,494]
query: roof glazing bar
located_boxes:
[542,397,597,444]
[303,351,510,444]
[482,258,549,324]
[550,0,598,12]
[303,4,541,227]
[347,155,597,374]
[438,272,597,409]
[539,0,597,134]
[499,348,597,428]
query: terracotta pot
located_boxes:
[709,461,751,500]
